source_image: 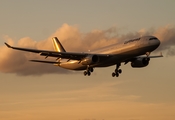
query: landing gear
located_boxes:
[112,63,122,77]
[146,52,150,57]
[112,72,119,77]
[84,67,93,76]
[84,71,91,76]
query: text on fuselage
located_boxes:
[124,38,140,44]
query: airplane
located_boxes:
[5,36,163,77]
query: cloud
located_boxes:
[0,24,175,75]
[153,25,175,56]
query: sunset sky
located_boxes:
[0,0,175,120]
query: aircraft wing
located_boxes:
[4,43,108,60]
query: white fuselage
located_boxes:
[57,36,160,70]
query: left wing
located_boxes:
[4,42,108,60]
[5,42,89,60]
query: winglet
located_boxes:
[4,42,12,48]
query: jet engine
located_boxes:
[81,55,99,65]
[131,57,150,68]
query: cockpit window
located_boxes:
[149,37,158,40]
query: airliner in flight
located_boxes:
[5,36,162,77]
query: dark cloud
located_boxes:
[0,24,175,75]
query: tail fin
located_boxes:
[52,37,66,52]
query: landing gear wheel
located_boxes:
[118,69,122,74]
[87,71,91,76]
[112,72,116,77]
[115,73,119,77]
[84,71,87,76]
[112,72,119,77]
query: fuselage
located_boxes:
[57,36,160,70]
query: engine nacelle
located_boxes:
[131,58,150,68]
[81,55,99,65]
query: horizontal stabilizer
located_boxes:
[30,60,60,64]
[148,52,163,58]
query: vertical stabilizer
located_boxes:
[52,37,66,52]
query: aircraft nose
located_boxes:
[149,37,160,49]
[156,39,161,46]
[152,38,160,48]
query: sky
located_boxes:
[0,0,175,120]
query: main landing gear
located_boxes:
[84,67,94,76]
[112,63,122,77]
